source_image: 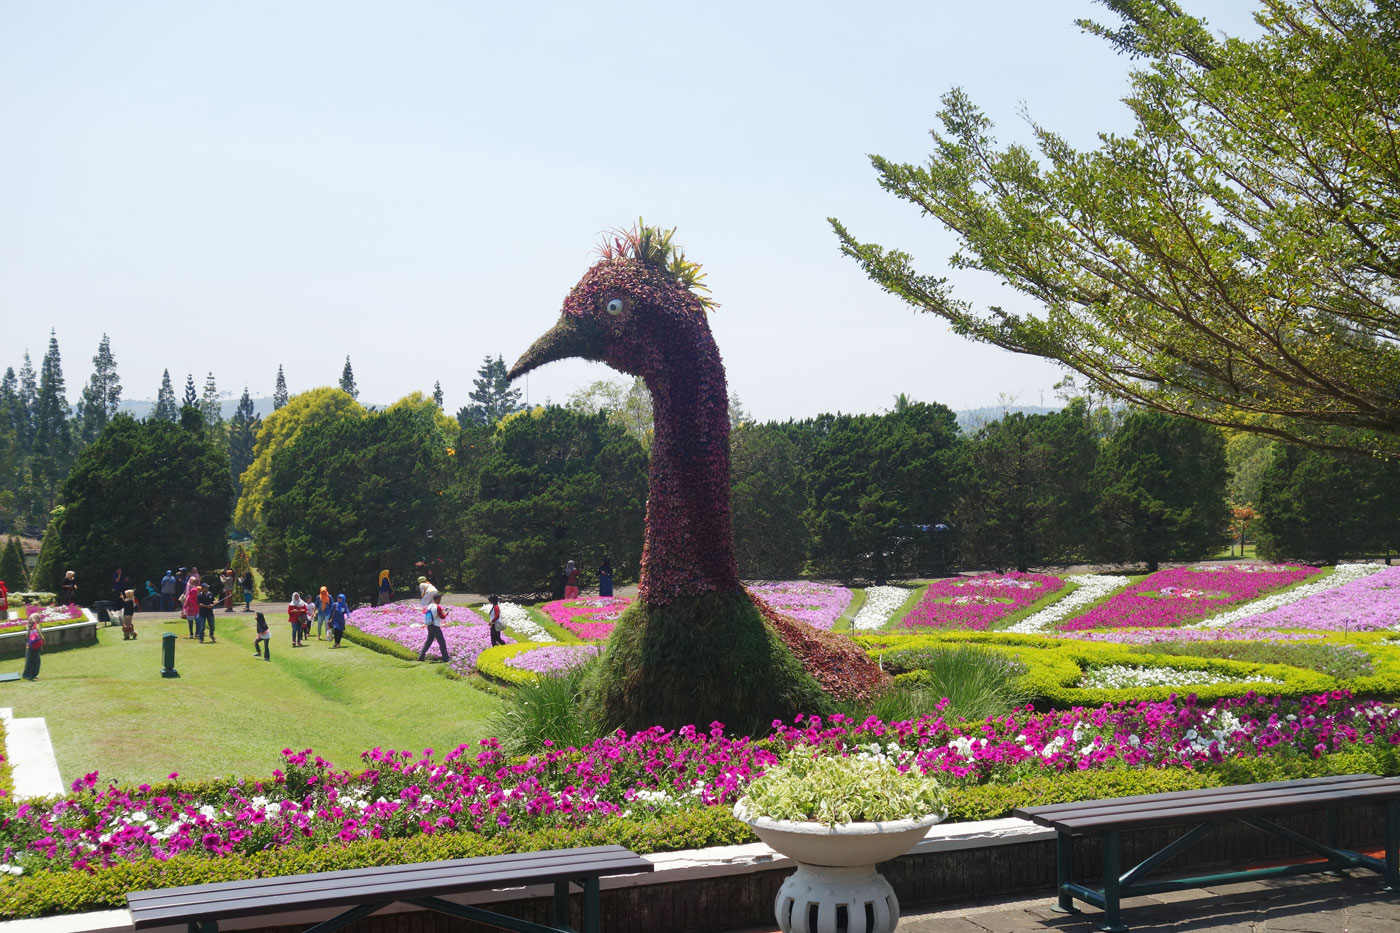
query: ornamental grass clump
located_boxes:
[734,748,946,827]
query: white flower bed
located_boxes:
[496,601,554,642]
[1005,574,1129,634]
[851,586,912,631]
[1080,664,1283,689]
[1190,563,1384,629]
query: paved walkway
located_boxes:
[733,874,1400,932]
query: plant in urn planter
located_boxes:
[734,749,946,933]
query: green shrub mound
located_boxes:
[582,590,831,737]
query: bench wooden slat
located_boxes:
[1016,778,1400,835]
[128,846,653,929]
[1015,773,1377,822]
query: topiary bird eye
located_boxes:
[606,298,625,316]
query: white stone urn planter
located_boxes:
[737,808,944,933]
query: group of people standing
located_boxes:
[285,587,348,648]
[555,557,612,599]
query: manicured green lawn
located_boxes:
[0,613,501,785]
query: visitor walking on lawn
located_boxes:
[22,617,42,681]
[241,571,255,612]
[183,575,200,638]
[418,592,450,662]
[564,560,580,599]
[488,594,505,647]
[198,584,216,643]
[418,576,437,623]
[253,612,271,660]
[121,589,138,640]
[329,594,348,648]
[288,593,308,646]
[316,586,331,640]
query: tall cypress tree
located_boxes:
[339,357,358,400]
[200,372,223,429]
[0,369,20,527]
[273,365,289,410]
[16,353,38,454]
[77,333,122,445]
[228,387,260,500]
[456,355,523,427]
[182,374,198,408]
[153,370,178,422]
[30,331,73,512]
[432,381,444,409]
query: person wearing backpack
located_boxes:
[417,592,450,663]
[487,594,505,647]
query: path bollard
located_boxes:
[161,631,179,678]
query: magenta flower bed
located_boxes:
[1059,564,1321,632]
[0,604,85,631]
[746,582,853,630]
[1075,629,1323,645]
[1226,565,1400,632]
[346,602,510,675]
[538,597,633,641]
[505,644,602,675]
[7,691,1398,874]
[902,572,1063,631]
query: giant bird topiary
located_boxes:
[510,222,889,734]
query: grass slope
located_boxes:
[0,614,500,785]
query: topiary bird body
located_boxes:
[511,224,887,734]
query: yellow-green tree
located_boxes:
[234,388,365,531]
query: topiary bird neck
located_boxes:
[638,332,741,605]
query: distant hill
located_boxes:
[119,397,279,420]
[955,405,1061,432]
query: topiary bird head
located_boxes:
[508,221,716,383]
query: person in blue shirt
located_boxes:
[328,594,349,648]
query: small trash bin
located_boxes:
[94,600,113,624]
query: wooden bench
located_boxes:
[1013,774,1400,931]
[127,845,653,933]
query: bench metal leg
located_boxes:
[1098,829,1127,933]
[1386,800,1400,892]
[188,922,217,933]
[582,878,601,933]
[1053,830,1080,913]
[553,880,572,930]
[1325,806,1345,876]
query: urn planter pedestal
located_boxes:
[739,812,943,933]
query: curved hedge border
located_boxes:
[5,745,1399,920]
[475,642,557,685]
[857,631,1400,707]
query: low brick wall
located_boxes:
[0,615,97,659]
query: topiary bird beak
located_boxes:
[508,315,602,380]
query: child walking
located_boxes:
[121,589,139,640]
[253,612,271,660]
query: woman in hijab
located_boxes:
[328,594,348,648]
[60,571,78,606]
[288,592,308,647]
[597,557,613,598]
[564,560,580,599]
[316,586,331,640]
[22,616,43,681]
[377,570,391,606]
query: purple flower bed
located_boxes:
[902,573,1063,631]
[346,602,510,675]
[745,582,853,630]
[1225,565,1400,632]
[538,597,633,641]
[1075,629,1324,645]
[504,644,602,675]
[1059,564,1320,632]
[7,691,1397,873]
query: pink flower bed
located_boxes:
[1059,564,1320,632]
[745,582,853,630]
[9,691,1398,874]
[537,597,633,641]
[902,573,1063,631]
[346,602,510,675]
[505,644,602,675]
[0,604,85,631]
[1226,565,1400,632]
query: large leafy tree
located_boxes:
[955,401,1100,572]
[257,406,450,601]
[1094,408,1228,571]
[457,355,525,429]
[802,403,962,583]
[48,414,232,604]
[452,407,647,596]
[730,422,809,579]
[234,387,366,531]
[1255,445,1400,563]
[833,0,1400,458]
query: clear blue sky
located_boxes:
[0,1,1260,421]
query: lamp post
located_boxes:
[424,529,435,585]
[933,523,951,578]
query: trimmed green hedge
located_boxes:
[0,719,12,799]
[858,631,1400,707]
[476,642,556,685]
[7,744,1400,919]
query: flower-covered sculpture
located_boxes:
[511,222,887,732]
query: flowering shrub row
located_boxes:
[536,597,632,641]
[902,573,1064,631]
[1225,565,1400,633]
[746,582,853,631]
[1059,564,1320,631]
[1192,564,1378,630]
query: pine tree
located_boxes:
[153,370,178,422]
[30,330,73,512]
[0,372,19,531]
[182,374,198,408]
[273,365,289,410]
[0,535,27,590]
[432,381,444,409]
[77,333,122,445]
[456,355,523,427]
[228,386,261,501]
[200,372,223,429]
[339,357,358,399]
[16,353,38,453]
